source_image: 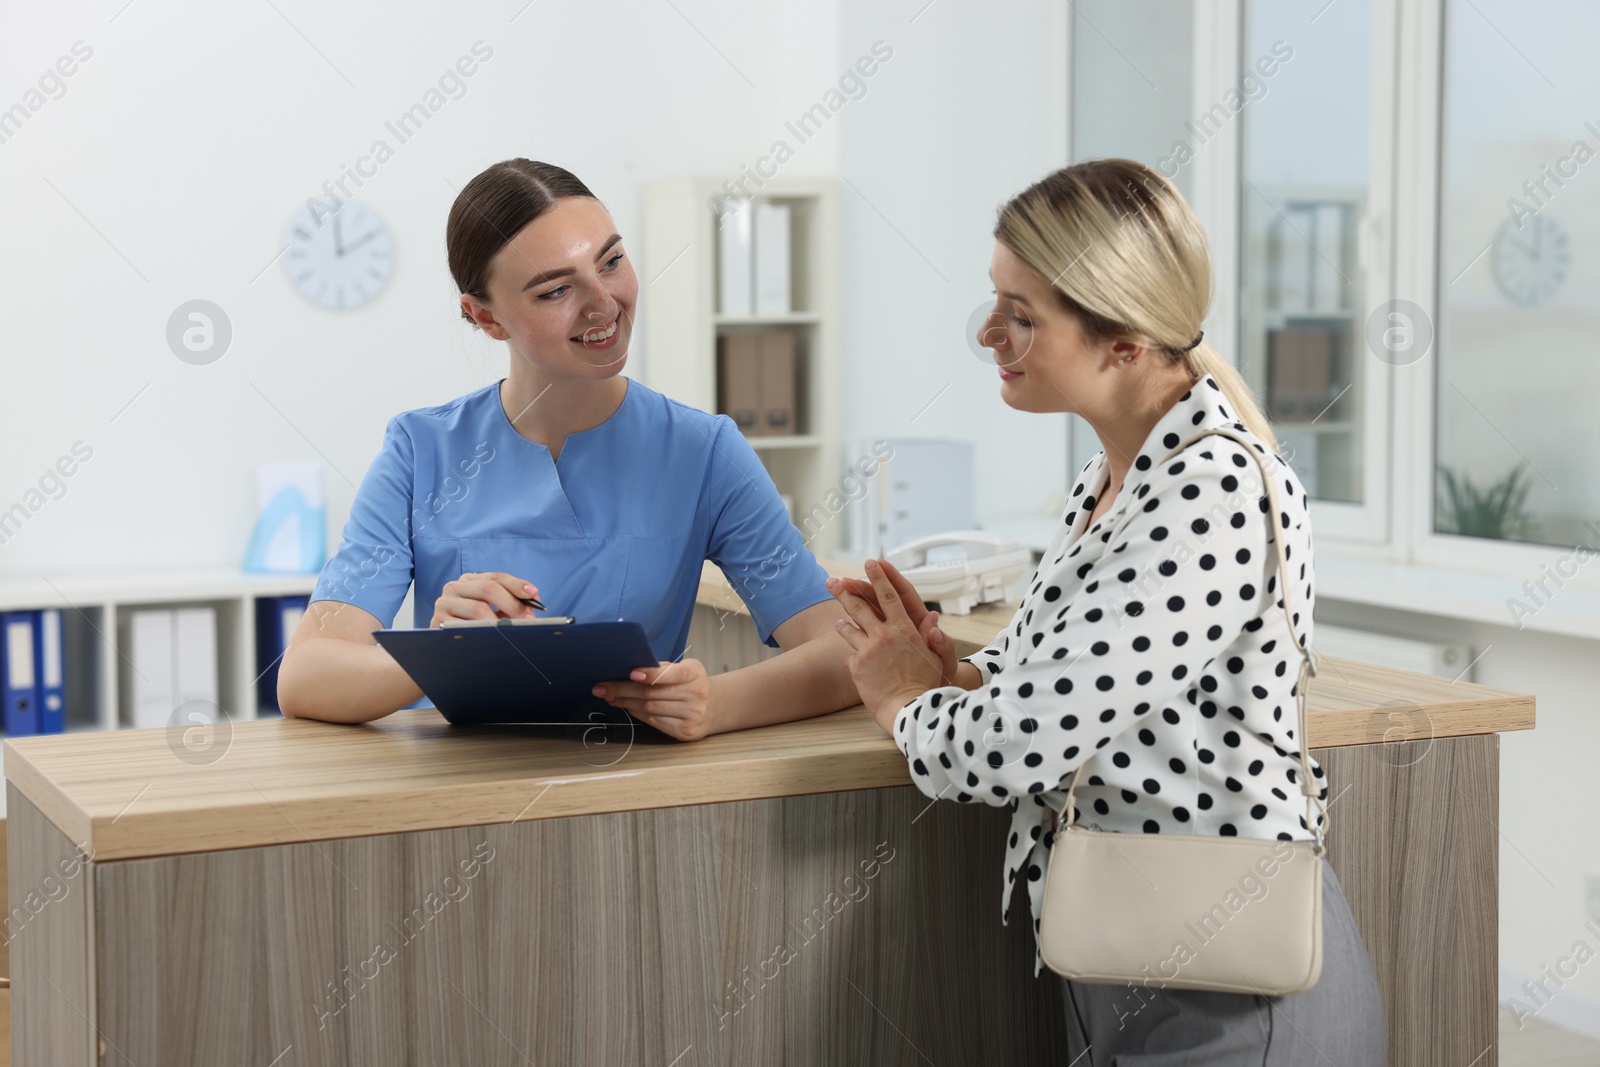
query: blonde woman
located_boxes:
[827,160,1385,1062]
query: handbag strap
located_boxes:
[1057,425,1326,852]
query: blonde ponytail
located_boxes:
[996,159,1280,456]
[1185,345,1279,454]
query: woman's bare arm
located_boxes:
[280,573,543,723]
[277,600,422,723]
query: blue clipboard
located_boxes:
[372,620,660,727]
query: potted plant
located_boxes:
[1435,461,1535,540]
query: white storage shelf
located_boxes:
[0,570,319,736]
[712,312,822,326]
[643,177,842,555]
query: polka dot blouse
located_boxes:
[891,374,1326,971]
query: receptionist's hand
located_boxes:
[593,658,716,741]
[430,572,542,627]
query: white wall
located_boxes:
[1070,0,1195,199]
[837,0,1071,530]
[0,0,1072,574]
[0,0,842,575]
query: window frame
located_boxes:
[1395,0,1600,595]
[1069,0,1598,615]
[1226,0,1400,545]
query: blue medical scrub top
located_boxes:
[310,377,833,663]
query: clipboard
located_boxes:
[372,620,660,727]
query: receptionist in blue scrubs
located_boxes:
[278,159,883,740]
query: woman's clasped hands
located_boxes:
[826,557,958,733]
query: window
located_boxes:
[1434,0,1600,550]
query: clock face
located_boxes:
[1491,213,1569,306]
[282,201,394,310]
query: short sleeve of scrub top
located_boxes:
[309,416,419,628]
[310,378,833,661]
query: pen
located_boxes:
[517,595,546,611]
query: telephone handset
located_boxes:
[884,530,1031,616]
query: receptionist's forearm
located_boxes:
[708,634,860,732]
[279,637,424,724]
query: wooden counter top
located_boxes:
[5,562,1533,862]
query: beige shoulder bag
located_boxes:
[1037,426,1327,995]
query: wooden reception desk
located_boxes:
[6,562,1534,1066]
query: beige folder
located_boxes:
[717,334,762,435]
[759,332,797,436]
[1299,328,1335,419]
[1267,330,1303,420]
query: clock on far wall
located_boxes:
[282,200,394,310]
[1491,212,1569,306]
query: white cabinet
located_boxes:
[642,177,843,556]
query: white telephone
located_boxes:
[885,530,1032,616]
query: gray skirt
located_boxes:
[1060,861,1386,1065]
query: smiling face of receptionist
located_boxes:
[461,196,639,378]
[979,240,1146,417]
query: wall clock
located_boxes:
[1491,213,1568,306]
[282,201,394,310]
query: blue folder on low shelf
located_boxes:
[35,608,65,733]
[255,595,309,716]
[2,610,41,737]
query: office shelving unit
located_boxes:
[0,570,318,735]
[642,176,843,555]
